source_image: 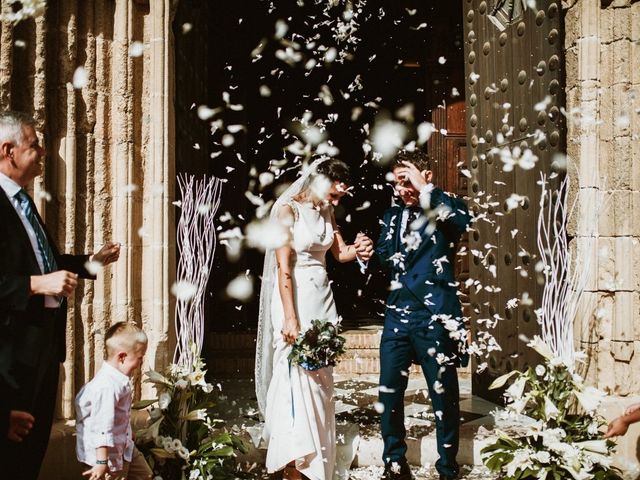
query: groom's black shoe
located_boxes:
[381,461,413,480]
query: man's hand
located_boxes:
[91,242,121,266]
[30,270,78,297]
[7,410,35,442]
[82,463,108,480]
[396,161,430,191]
[604,417,630,438]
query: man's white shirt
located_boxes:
[75,362,134,471]
[0,172,59,307]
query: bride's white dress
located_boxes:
[263,200,338,480]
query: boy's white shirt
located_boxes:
[75,362,134,471]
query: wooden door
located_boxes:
[463,0,565,399]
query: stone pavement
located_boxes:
[212,372,501,479]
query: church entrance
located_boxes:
[171,0,565,391]
[171,0,469,377]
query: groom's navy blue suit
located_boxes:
[376,186,471,477]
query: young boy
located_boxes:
[75,322,152,480]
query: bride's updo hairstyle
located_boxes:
[315,158,351,186]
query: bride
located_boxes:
[255,158,374,480]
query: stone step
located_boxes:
[237,416,498,478]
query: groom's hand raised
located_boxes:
[282,316,300,344]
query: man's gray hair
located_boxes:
[0,111,36,146]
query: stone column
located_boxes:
[0,0,176,419]
[565,0,640,393]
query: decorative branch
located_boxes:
[535,173,598,364]
[174,174,223,368]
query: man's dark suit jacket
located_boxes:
[0,189,95,410]
[375,187,471,364]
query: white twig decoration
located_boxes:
[536,173,596,364]
[174,174,223,368]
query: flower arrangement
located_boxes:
[288,319,346,371]
[134,355,247,480]
[481,336,622,480]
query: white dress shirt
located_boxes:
[0,172,59,307]
[75,363,134,471]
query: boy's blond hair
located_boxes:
[104,321,148,359]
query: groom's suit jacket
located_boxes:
[0,189,94,405]
[376,187,471,364]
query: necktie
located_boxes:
[15,189,58,273]
[403,207,421,239]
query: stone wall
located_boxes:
[565,0,640,394]
[0,0,176,420]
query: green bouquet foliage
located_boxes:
[288,319,346,371]
[481,336,622,480]
[134,356,247,480]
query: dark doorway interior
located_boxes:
[173,1,466,374]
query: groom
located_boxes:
[375,150,471,480]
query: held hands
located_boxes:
[30,270,78,297]
[281,316,300,344]
[82,463,108,480]
[354,232,374,262]
[91,242,121,266]
[7,410,35,442]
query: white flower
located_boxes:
[489,370,519,389]
[544,396,559,419]
[575,386,606,413]
[506,377,527,401]
[505,449,534,477]
[532,450,551,464]
[172,438,183,450]
[526,335,554,360]
[575,439,608,455]
[540,427,566,447]
[184,409,207,421]
[535,364,546,376]
[177,446,190,460]
[158,392,172,410]
[189,469,201,480]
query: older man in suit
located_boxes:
[376,150,471,480]
[0,111,120,479]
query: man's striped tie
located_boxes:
[15,188,58,273]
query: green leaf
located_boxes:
[150,447,175,459]
[132,399,158,409]
[209,445,234,457]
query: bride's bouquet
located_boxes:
[288,319,347,371]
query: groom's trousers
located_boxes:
[378,311,460,477]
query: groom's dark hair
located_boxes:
[392,149,432,172]
[316,158,351,185]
